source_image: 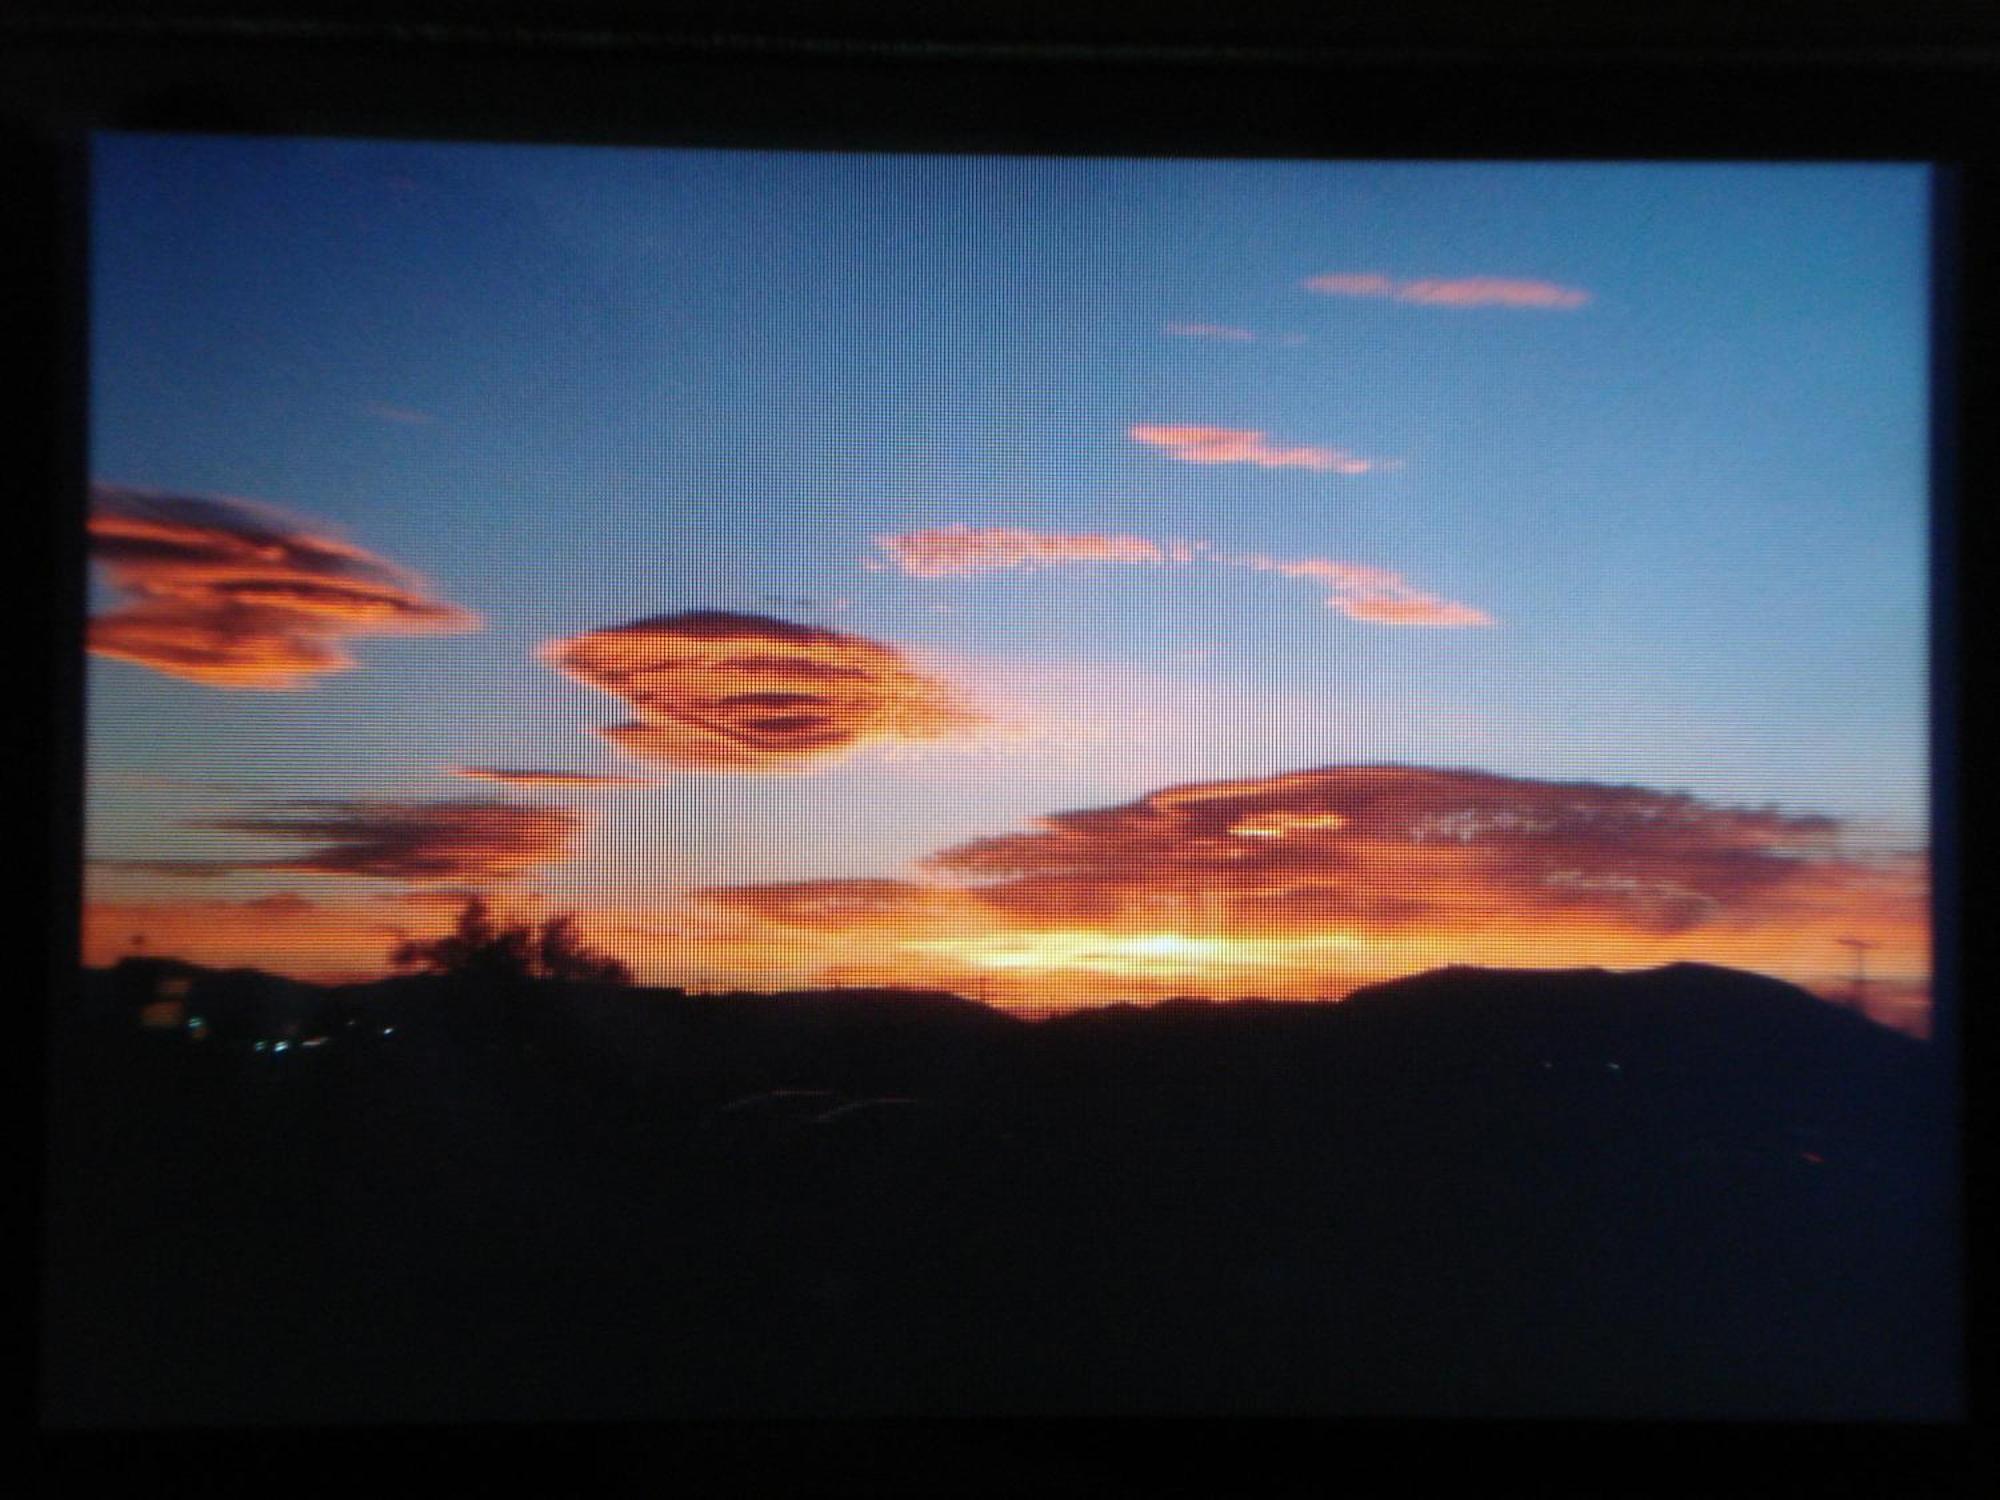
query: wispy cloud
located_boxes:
[194,799,584,881]
[1303,273,1591,309]
[87,483,481,689]
[876,525,1203,578]
[874,527,1489,629]
[1163,322,1257,342]
[543,610,985,772]
[448,767,654,789]
[1237,554,1494,628]
[89,858,238,879]
[1128,425,1390,474]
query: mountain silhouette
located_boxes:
[44,958,1958,1423]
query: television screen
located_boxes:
[47,134,1958,1424]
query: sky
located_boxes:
[80,135,1935,1029]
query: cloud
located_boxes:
[89,858,237,879]
[875,528,1489,629]
[543,610,985,772]
[449,767,654,789]
[922,767,1852,934]
[875,526,1191,578]
[199,799,584,881]
[1128,425,1388,474]
[1164,322,1257,342]
[1237,554,1494,628]
[1303,273,1591,310]
[1302,273,1396,297]
[87,483,481,689]
[690,765,1925,1008]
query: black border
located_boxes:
[11,9,1990,1493]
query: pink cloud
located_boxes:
[1303,273,1591,310]
[1336,596,1494,627]
[874,525,1489,630]
[1238,554,1494,628]
[1127,425,1386,474]
[877,526,1177,578]
[1301,273,1396,297]
[1395,278,1591,309]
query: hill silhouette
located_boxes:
[42,959,1958,1423]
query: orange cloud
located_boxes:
[449,767,653,789]
[875,526,1183,577]
[199,799,584,881]
[543,610,984,772]
[1128,425,1386,474]
[87,484,481,689]
[925,768,1858,932]
[1164,322,1257,341]
[1238,554,1494,628]
[1303,273,1591,309]
[691,766,1927,1015]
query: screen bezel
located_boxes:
[13,7,1987,1486]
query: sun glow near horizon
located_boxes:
[82,144,1933,1034]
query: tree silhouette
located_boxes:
[391,897,631,987]
[535,913,633,985]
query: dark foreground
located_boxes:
[41,962,1960,1423]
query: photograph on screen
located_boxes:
[46,138,1956,1423]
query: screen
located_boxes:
[50,135,1956,1423]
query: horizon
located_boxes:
[88,952,1937,1054]
[80,139,1933,1033]
[83,944,1921,1023]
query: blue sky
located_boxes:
[80,136,1934,1006]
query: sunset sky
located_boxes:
[82,137,1934,1027]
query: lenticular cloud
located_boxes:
[543,610,984,771]
[87,483,480,689]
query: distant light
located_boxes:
[1801,1151,1824,1165]
[1539,1060,1553,1070]
[381,1026,395,1037]
[274,1041,290,1053]
[1606,1062,1622,1073]
[253,1040,268,1052]
[302,1036,327,1048]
